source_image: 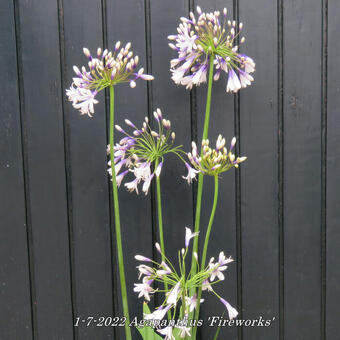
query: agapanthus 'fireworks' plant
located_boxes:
[184,135,247,182]
[168,6,255,92]
[134,228,238,339]
[66,42,153,116]
[108,109,184,195]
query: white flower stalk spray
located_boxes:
[66,43,153,340]
[108,110,186,306]
[134,228,238,339]
[169,7,254,324]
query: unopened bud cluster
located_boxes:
[187,135,247,177]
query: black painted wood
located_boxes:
[326,1,340,339]
[15,0,74,338]
[239,1,280,339]
[1,1,340,339]
[61,0,115,339]
[0,1,32,339]
[284,1,322,339]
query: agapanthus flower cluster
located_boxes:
[66,42,153,116]
[134,227,238,338]
[183,135,247,182]
[108,109,185,195]
[168,6,255,92]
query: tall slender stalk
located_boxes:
[189,56,215,297]
[109,85,132,340]
[154,158,166,263]
[154,157,171,319]
[192,175,219,339]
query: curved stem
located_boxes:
[192,175,219,339]
[109,86,132,340]
[189,55,215,297]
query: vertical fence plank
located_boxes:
[62,0,115,339]
[106,1,153,339]
[239,0,280,339]
[194,2,237,340]
[0,1,32,339]
[16,0,74,338]
[149,0,193,284]
[326,1,340,338]
[284,1,322,339]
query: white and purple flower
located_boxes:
[107,111,185,194]
[168,7,255,93]
[66,43,153,116]
[209,251,234,281]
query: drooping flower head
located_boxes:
[184,135,246,181]
[66,43,154,116]
[168,6,255,92]
[107,109,185,195]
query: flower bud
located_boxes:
[155,243,161,253]
[236,156,247,163]
[135,255,152,262]
[83,47,91,58]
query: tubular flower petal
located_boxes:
[220,298,239,320]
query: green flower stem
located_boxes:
[190,56,215,277]
[109,85,132,340]
[189,56,215,300]
[154,158,170,318]
[192,175,219,339]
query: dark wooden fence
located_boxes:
[1,0,339,339]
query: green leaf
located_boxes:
[136,303,163,340]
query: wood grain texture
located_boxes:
[239,0,280,339]
[326,1,340,338]
[283,1,322,339]
[0,1,32,339]
[16,0,74,338]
